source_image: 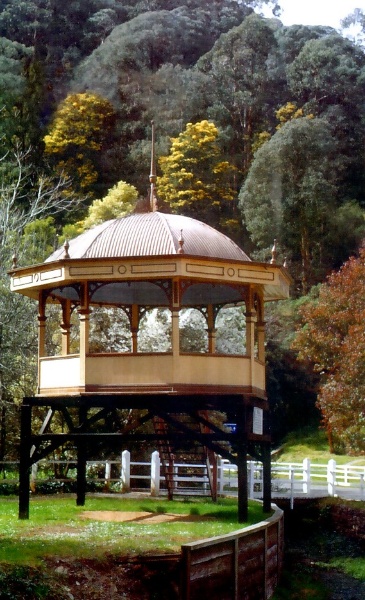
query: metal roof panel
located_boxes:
[46,212,251,262]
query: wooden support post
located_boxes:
[262,443,272,513]
[19,403,32,519]
[76,443,87,506]
[76,405,87,506]
[236,410,248,523]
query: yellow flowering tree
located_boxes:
[60,180,138,242]
[44,92,116,194]
[158,120,238,232]
[83,180,138,228]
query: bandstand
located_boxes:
[10,159,291,521]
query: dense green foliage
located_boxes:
[0,0,365,456]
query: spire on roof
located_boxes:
[149,121,158,212]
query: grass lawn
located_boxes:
[0,495,266,565]
[274,425,365,466]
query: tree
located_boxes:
[287,33,365,205]
[275,23,336,66]
[197,13,280,175]
[74,5,250,105]
[287,34,365,113]
[158,120,238,233]
[0,37,34,152]
[44,93,116,195]
[264,298,320,444]
[0,148,78,259]
[20,217,57,265]
[0,148,81,461]
[238,116,350,293]
[83,181,138,229]
[292,247,365,454]
[0,0,129,78]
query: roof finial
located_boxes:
[178,229,185,254]
[63,239,70,259]
[149,120,158,211]
[270,239,277,264]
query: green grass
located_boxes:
[329,557,365,581]
[274,426,365,465]
[0,495,265,566]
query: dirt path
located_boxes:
[46,555,180,600]
[318,569,365,600]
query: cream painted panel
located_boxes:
[252,360,266,390]
[173,355,252,386]
[85,354,255,388]
[39,354,265,390]
[39,356,81,388]
[85,354,174,386]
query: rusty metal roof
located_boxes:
[46,212,251,262]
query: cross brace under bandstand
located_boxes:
[18,393,272,522]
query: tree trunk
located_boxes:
[301,228,310,295]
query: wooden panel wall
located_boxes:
[180,506,283,600]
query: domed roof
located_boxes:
[46,212,250,263]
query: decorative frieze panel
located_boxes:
[69,265,114,276]
[238,268,275,282]
[131,262,177,274]
[186,263,225,277]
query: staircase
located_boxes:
[152,412,218,500]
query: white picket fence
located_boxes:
[222,457,365,504]
[1,453,365,503]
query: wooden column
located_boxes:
[245,291,257,359]
[37,293,47,394]
[18,402,32,519]
[246,290,257,388]
[256,295,265,363]
[256,322,265,363]
[78,282,90,386]
[131,304,139,353]
[60,299,71,356]
[172,280,181,357]
[38,292,47,358]
[171,309,180,356]
[207,304,216,354]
